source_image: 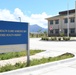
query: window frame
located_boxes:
[70,28,75,34]
[55,29,59,34]
[70,17,75,23]
[50,30,53,34]
[55,19,59,24]
[64,29,67,34]
[50,20,53,25]
[64,18,68,23]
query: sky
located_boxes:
[0,0,76,28]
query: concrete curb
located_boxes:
[1,57,76,75]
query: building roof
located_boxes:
[45,15,60,20]
[59,9,75,15]
[46,9,75,20]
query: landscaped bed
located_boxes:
[0,50,43,60]
[41,37,71,41]
[0,52,74,72]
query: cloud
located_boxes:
[0,9,17,21]
[0,8,51,28]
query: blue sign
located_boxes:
[0,21,28,45]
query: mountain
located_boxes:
[30,24,47,33]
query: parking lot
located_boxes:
[30,38,76,55]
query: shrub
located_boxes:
[60,33,64,37]
[41,37,44,40]
[63,37,65,40]
[58,37,61,41]
[41,37,49,41]
[51,37,57,41]
[45,38,48,40]
[54,37,57,40]
[41,37,45,40]
[63,37,70,41]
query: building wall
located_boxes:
[48,13,76,36]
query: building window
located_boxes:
[64,29,67,34]
[64,18,68,23]
[70,17,75,23]
[50,30,53,34]
[55,29,59,34]
[50,20,53,25]
[55,20,59,24]
[70,28,75,34]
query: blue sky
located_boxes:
[0,0,76,15]
[0,0,76,28]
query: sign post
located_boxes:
[26,24,30,66]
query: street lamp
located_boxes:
[18,17,21,22]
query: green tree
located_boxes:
[43,31,47,37]
[37,29,42,37]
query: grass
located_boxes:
[0,52,74,73]
[0,50,43,60]
[30,52,74,66]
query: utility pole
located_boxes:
[67,1,69,37]
[75,1,76,35]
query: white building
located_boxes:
[46,9,76,36]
